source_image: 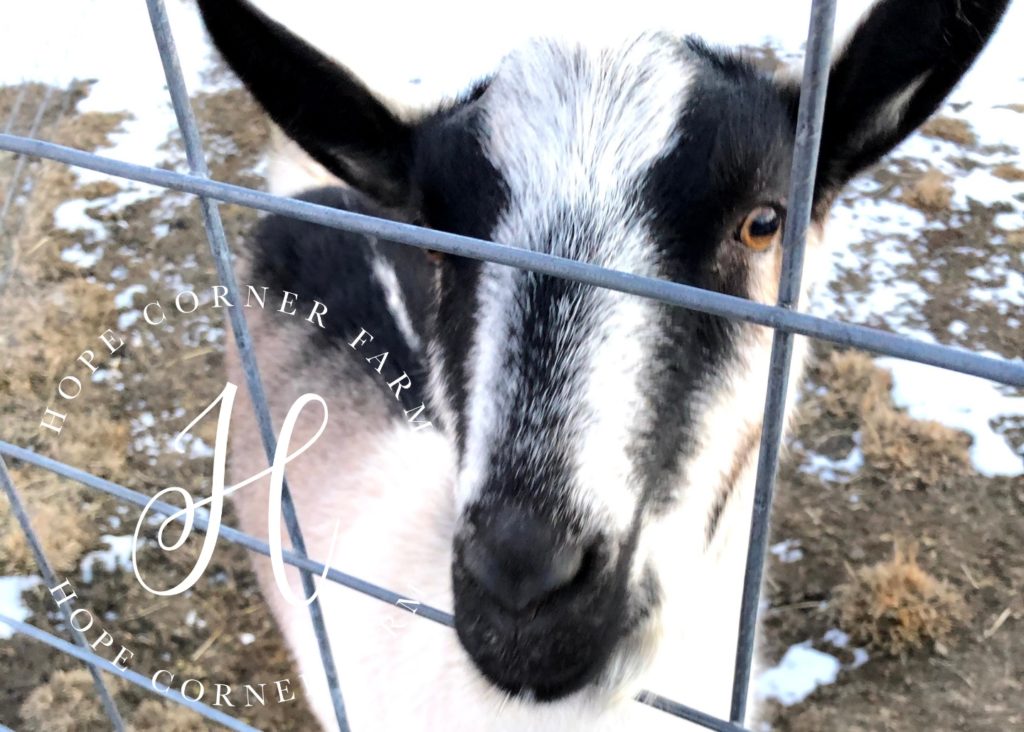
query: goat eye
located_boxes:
[738,206,782,251]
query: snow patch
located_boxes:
[800,436,864,483]
[80,535,135,583]
[770,539,804,564]
[757,642,841,706]
[114,284,147,309]
[0,576,43,638]
[60,243,104,268]
[876,358,1023,477]
[758,629,872,707]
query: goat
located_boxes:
[198,0,1009,729]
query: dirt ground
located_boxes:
[0,65,1021,732]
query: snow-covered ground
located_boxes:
[79,534,135,584]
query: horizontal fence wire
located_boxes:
[0,441,454,626]
[0,135,1020,390]
[0,0,1020,730]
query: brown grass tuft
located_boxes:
[900,169,953,213]
[813,350,891,422]
[833,544,969,657]
[920,116,978,146]
[19,669,125,732]
[992,163,1024,182]
[128,699,206,732]
[814,350,971,489]
[860,409,972,490]
[0,492,97,573]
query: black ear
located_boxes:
[812,0,1009,201]
[196,0,414,207]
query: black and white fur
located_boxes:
[200,1,1010,728]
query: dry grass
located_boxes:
[126,699,206,732]
[900,168,954,213]
[1,78,324,732]
[920,116,978,146]
[992,163,1024,182]
[813,350,971,490]
[19,670,206,732]
[832,544,969,657]
[19,670,125,732]
[860,411,972,490]
[811,349,891,422]
[0,88,132,577]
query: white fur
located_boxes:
[370,251,423,353]
[457,34,692,524]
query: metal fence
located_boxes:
[0,0,1021,730]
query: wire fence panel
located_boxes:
[0,0,1020,731]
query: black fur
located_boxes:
[249,187,433,415]
[640,40,795,516]
[197,0,414,206]
[811,0,1011,202]
[414,100,509,451]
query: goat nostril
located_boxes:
[462,508,587,613]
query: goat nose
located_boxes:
[462,508,585,612]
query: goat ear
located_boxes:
[196,0,414,208]
[811,0,1009,202]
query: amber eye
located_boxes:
[738,206,783,251]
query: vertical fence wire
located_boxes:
[728,0,837,723]
[0,83,27,137]
[1,80,82,294]
[3,80,80,254]
[142,0,350,729]
[0,0,1015,730]
[0,457,127,731]
[0,84,53,224]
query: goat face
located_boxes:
[426,36,799,700]
[200,0,1009,706]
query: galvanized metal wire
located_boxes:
[0,134,1020,388]
[730,0,837,722]
[0,0,1020,730]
